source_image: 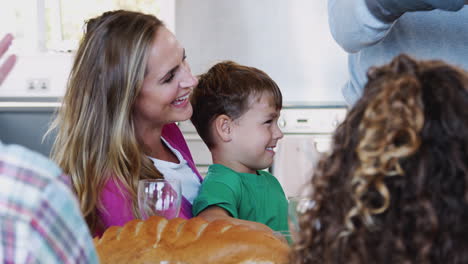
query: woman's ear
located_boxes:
[214,114,233,142]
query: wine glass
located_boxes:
[138,179,182,220]
[288,196,315,243]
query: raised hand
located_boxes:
[367,0,466,22]
[0,34,17,86]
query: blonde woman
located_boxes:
[49,10,201,235]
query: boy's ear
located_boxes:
[214,114,233,142]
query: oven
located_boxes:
[272,105,347,197]
[178,104,348,197]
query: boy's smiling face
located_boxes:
[228,92,283,174]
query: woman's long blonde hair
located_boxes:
[49,10,164,231]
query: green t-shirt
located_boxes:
[192,164,288,231]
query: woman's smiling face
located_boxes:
[133,26,198,129]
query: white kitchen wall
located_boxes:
[0,54,73,97]
[175,0,349,104]
[2,1,347,101]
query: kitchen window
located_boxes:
[44,0,175,52]
[1,0,175,54]
[0,0,174,97]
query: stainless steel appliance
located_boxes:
[0,98,59,156]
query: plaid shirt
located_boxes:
[0,141,99,263]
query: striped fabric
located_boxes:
[0,141,98,263]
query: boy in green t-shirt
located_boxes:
[190,61,288,232]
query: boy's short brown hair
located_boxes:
[190,61,282,149]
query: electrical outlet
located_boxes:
[27,78,50,92]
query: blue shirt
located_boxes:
[328,0,468,105]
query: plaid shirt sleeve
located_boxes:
[0,142,99,263]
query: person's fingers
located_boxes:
[0,34,14,58]
[0,54,17,85]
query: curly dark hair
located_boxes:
[292,54,468,264]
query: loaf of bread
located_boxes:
[93,216,290,264]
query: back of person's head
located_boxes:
[190,61,282,149]
[292,54,468,264]
[49,10,164,231]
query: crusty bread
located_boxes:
[93,216,290,264]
